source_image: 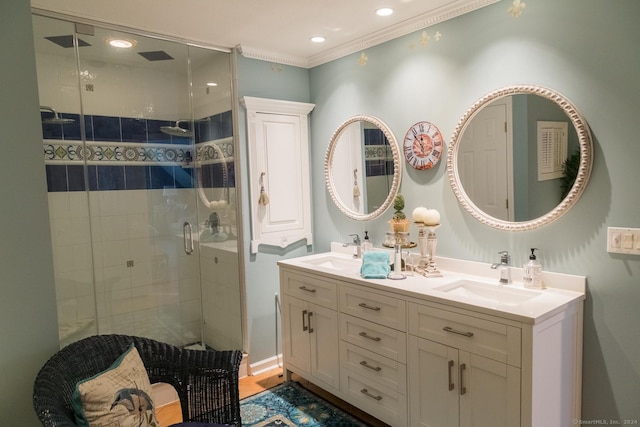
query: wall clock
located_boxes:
[403,121,444,170]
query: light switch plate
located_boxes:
[607,227,640,255]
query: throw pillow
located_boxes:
[72,344,158,427]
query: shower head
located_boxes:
[40,106,75,125]
[161,120,193,138]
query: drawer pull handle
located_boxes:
[302,310,308,332]
[448,360,455,391]
[460,363,467,395]
[358,332,381,342]
[299,286,316,293]
[360,388,382,401]
[360,361,382,372]
[358,303,381,311]
[443,326,474,338]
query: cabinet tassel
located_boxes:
[353,169,361,198]
[258,172,270,205]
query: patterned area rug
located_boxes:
[240,382,367,427]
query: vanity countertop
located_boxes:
[277,248,585,325]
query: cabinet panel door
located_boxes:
[459,352,520,427]
[309,303,340,388]
[283,295,310,372]
[409,336,459,427]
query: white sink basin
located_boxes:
[301,255,360,272]
[433,279,541,306]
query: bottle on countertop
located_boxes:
[362,231,373,253]
[523,248,543,289]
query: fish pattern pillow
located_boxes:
[72,344,158,427]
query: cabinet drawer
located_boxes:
[281,271,337,309]
[340,369,408,427]
[409,303,521,367]
[340,286,406,331]
[340,341,406,394]
[340,314,407,363]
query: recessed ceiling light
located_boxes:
[376,7,394,16]
[106,37,137,48]
[310,36,326,43]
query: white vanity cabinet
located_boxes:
[408,302,521,427]
[280,270,340,390]
[279,255,584,427]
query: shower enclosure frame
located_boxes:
[32,9,247,353]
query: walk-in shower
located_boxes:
[32,13,244,352]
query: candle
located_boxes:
[423,208,440,225]
[412,206,429,222]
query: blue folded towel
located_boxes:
[360,251,390,279]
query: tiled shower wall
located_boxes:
[45,110,235,348]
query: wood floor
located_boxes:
[239,367,390,426]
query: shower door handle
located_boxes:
[183,222,194,255]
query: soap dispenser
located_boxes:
[362,231,373,253]
[523,248,543,289]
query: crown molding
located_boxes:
[236,45,310,69]
[239,0,500,69]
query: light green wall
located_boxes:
[0,0,60,423]
[309,0,640,420]
[235,54,313,363]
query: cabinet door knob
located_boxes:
[302,310,308,332]
[308,311,314,333]
[448,360,455,391]
[460,363,467,395]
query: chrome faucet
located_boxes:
[491,251,512,284]
[343,234,362,259]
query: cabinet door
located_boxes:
[282,295,310,372]
[459,351,520,427]
[409,336,459,427]
[309,303,340,388]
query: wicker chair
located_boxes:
[33,334,242,426]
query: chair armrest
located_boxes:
[180,348,242,426]
[136,339,242,427]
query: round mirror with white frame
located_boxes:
[447,85,593,231]
[325,115,402,221]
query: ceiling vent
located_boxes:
[45,35,91,48]
[137,51,174,61]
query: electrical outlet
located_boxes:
[607,227,640,255]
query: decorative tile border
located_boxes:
[43,139,234,166]
[364,144,393,161]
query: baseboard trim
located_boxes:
[240,353,283,378]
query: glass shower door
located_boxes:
[34,15,207,348]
